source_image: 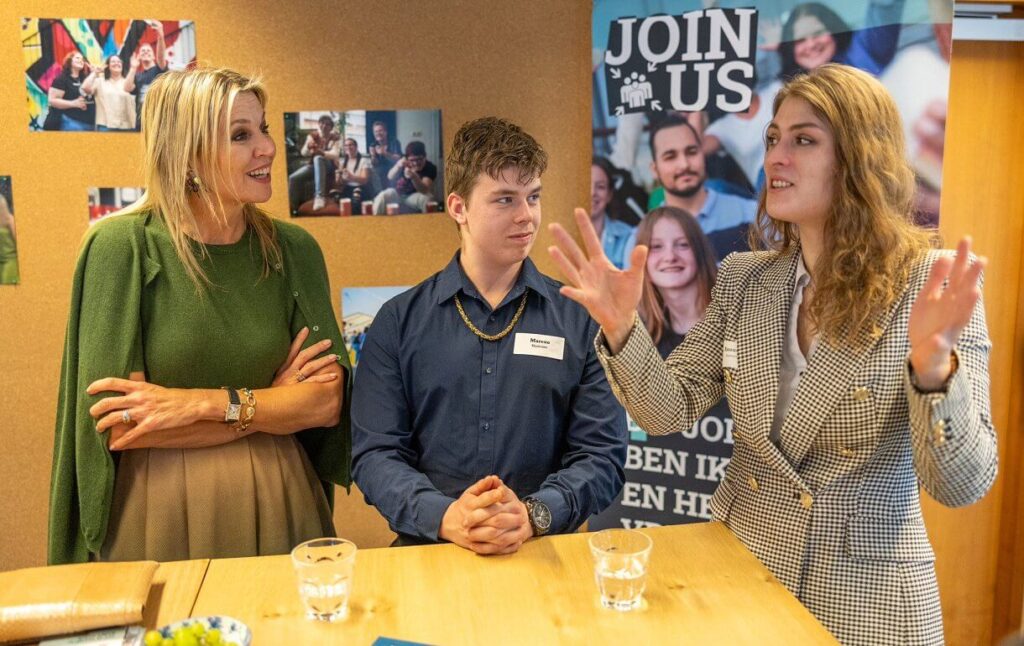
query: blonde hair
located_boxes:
[636,207,717,344]
[118,66,282,287]
[751,64,935,347]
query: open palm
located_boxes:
[548,208,648,352]
[908,237,986,385]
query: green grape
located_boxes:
[144,630,163,646]
[174,631,198,646]
[190,622,206,636]
[205,628,222,644]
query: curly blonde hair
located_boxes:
[751,64,935,347]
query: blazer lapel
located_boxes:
[776,284,906,470]
[742,249,813,490]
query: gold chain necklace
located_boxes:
[454,291,529,342]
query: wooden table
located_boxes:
[188,522,837,645]
[144,559,209,629]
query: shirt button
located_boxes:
[489,315,496,322]
[723,369,734,385]
[852,387,870,401]
[485,367,493,374]
[799,492,813,509]
[483,423,490,430]
[293,291,299,297]
[747,476,759,492]
[839,447,856,458]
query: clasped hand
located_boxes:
[88,326,339,450]
[440,475,533,555]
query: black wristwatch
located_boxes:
[221,387,241,423]
[523,497,552,536]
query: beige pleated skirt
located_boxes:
[101,433,335,562]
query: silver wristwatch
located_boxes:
[221,387,241,423]
[523,497,552,536]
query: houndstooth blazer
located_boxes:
[597,246,998,646]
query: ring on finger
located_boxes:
[295,370,306,382]
[121,409,132,425]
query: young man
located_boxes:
[371,141,437,214]
[132,20,168,130]
[649,113,757,261]
[352,117,627,554]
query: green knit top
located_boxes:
[49,212,352,564]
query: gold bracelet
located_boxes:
[233,388,257,433]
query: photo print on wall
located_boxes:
[286,110,443,217]
[341,286,410,372]
[0,177,18,285]
[88,187,144,224]
[23,18,196,132]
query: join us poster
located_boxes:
[589,0,952,531]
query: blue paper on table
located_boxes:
[372,638,433,646]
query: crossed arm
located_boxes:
[87,327,344,451]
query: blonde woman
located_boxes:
[50,67,352,563]
[83,54,139,131]
[551,64,996,644]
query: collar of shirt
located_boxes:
[794,251,811,293]
[696,186,719,221]
[434,251,553,309]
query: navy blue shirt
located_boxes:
[351,254,627,541]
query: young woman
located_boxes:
[550,64,996,645]
[50,67,352,564]
[635,207,716,358]
[46,52,96,131]
[83,54,139,131]
[591,156,637,270]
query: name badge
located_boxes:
[514,333,565,360]
[722,340,738,369]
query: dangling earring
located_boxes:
[186,172,202,194]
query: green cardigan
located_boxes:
[48,212,352,564]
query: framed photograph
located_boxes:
[88,186,144,223]
[341,286,410,371]
[0,176,19,285]
[23,18,196,132]
[286,110,443,217]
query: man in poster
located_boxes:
[649,113,757,261]
[352,117,627,554]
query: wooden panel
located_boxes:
[191,523,838,645]
[926,39,1024,645]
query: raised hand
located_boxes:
[908,237,986,390]
[273,326,340,386]
[547,208,648,353]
